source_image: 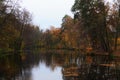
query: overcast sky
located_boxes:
[20,0,114,30]
[20,0,74,30]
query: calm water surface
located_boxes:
[31,62,62,80]
[0,50,120,80]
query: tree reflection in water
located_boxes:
[61,52,120,80]
[0,50,120,80]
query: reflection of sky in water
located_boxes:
[31,63,62,80]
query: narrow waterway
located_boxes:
[0,50,120,80]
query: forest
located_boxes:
[0,0,120,55]
[0,0,120,80]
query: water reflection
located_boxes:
[31,62,62,80]
[0,50,120,80]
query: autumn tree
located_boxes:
[0,0,42,51]
[71,0,118,53]
[60,15,78,48]
[0,0,20,50]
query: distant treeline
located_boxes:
[0,0,120,54]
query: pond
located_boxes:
[0,50,120,80]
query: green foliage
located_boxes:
[0,0,43,51]
[0,0,119,54]
[71,0,119,53]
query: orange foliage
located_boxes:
[86,47,93,53]
[85,56,93,64]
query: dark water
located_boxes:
[0,50,120,80]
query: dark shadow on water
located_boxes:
[0,50,120,80]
